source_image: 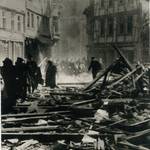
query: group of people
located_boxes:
[1,56,57,114]
[1,55,102,114]
[58,58,88,75]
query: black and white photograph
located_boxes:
[0,0,150,149]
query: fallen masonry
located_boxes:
[2,45,150,149]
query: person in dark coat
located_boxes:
[88,57,102,79]
[1,58,16,114]
[15,57,27,101]
[46,61,57,88]
[34,65,43,89]
[26,55,37,93]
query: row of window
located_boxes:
[27,11,49,30]
[95,0,135,9]
[94,15,133,38]
[0,9,50,32]
[0,10,23,32]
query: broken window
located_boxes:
[109,0,113,7]
[100,18,105,36]
[94,19,100,41]
[27,11,30,27]
[118,0,124,5]
[127,15,133,34]
[118,16,125,35]
[2,10,6,29]
[17,16,21,31]
[108,17,114,36]
[37,15,40,29]
[101,0,104,8]
[11,12,15,31]
[31,13,34,28]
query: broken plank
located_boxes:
[13,105,70,111]
[118,141,150,150]
[2,115,55,123]
[2,125,58,133]
[111,44,133,71]
[50,91,91,97]
[127,129,150,141]
[2,132,113,142]
[108,66,142,88]
[2,111,70,119]
[72,99,97,106]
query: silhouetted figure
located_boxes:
[26,55,37,93]
[1,58,16,114]
[34,65,43,89]
[46,61,57,88]
[15,57,27,101]
[88,57,102,79]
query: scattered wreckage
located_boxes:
[2,45,150,150]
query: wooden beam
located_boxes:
[111,44,133,71]
[2,111,70,119]
[72,99,97,106]
[118,141,150,150]
[83,59,120,91]
[108,66,142,88]
[2,133,84,142]
[2,125,58,133]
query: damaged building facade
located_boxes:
[84,0,150,67]
[0,0,60,65]
[0,0,25,65]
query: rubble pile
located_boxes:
[2,45,150,149]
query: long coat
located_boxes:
[46,64,57,88]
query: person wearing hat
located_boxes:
[1,58,16,114]
[15,57,28,101]
[88,57,102,79]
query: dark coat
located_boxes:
[1,63,16,113]
[88,60,102,78]
[46,64,57,88]
[15,62,27,99]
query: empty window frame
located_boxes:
[100,18,105,36]
[127,15,133,34]
[118,16,125,35]
[17,16,21,31]
[108,17,114,36]
[27,11,30,27]
[11,12,15,31]
[2,10,6,29]
[101,0,104,8]
[109,0,113,7]
[31,13,34,28]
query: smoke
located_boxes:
[51,0,89,61]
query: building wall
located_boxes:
[85,0,149,66]
[25,0,60,63]
[0,0,60,65]
[0,0,25,65]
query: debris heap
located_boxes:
[2,45,150,150]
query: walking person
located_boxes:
[26,55,37,93]
[88,57,102,79]
[45,60,57,88]
[1,58,16,114]
[15,57,27,101]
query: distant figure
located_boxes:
[15,57,27,101]
[26,55,37,93]
[46,61,57,88]
[88,57,102,79]
[1,58,16,114]
[34,65,43,89]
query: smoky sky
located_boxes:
[51,0,89,61]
